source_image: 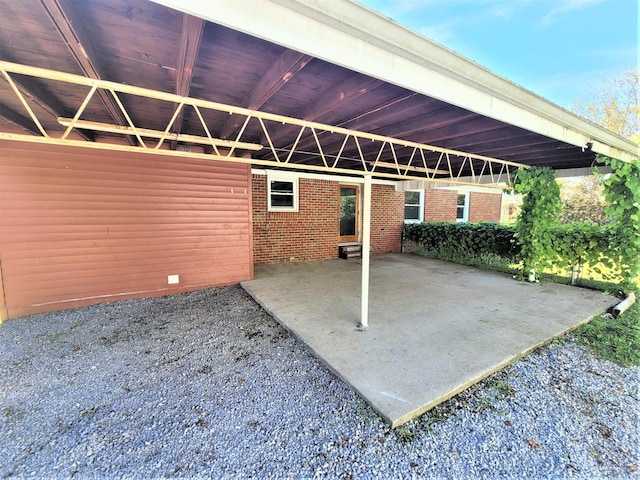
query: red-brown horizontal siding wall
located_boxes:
[0,141,253,320]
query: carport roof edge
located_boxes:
[152,0,638,163]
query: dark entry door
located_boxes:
[339,185,359,243]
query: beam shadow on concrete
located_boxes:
[241,254,616,427]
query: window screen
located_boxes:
[267,176,298,211]
[404,190,423,223]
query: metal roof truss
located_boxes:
[0,61,527,188]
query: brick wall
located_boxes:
[469,192,502,223]
[252,175,336,264]
[371,184,404,254]
[252,175,403,264]
[423,189,501,222]
[424,189,458,221]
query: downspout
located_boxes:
[0,257,7,322]
[613,291,636,318]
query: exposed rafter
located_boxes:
[40,0,136,145]
[335,93,424,130]
[219,49,312,139]
[171,13,205,149]
[264,74,384,146]
[281,99,472,158]
[302,75,383,123]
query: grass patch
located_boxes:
[394,426,415,443]
[573,300,640,367]
[412,248,518,276]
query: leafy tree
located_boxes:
[558,175,608,225]
[569,69,639,141]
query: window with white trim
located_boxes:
[267,174,299,212]
[456,192,469,222]
[404,190,424,223]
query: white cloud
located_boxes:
[408,1,522,45]
[540,0,605,26]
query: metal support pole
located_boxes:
[360,173,372,329]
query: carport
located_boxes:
[242,254,617,426]
[0,0,636,322]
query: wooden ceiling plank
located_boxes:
[372,108,479,140]
[301,75,383,122]
[444,133,555,154]
[274,93,428,155]
[219,49,312,139]
[334,92,424,130]
[265,74,384,146]
[40,0,136,145]
[171,14,205,149]
[0,103,41,135]
[281,101,467,158]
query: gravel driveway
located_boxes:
[1,285,638,479]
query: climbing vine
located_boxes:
[404,160,638,292]
[511,166,561,280]
[599,156,640,291]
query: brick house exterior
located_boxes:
[252,173,503,266]
[252,173,404,264]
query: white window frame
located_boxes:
[267,173,299,212]
[404,189,424,223]
[456,192,469,222]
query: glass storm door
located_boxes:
[339,185,359,243]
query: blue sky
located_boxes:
[360,0,638,109]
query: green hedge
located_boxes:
[403,221,625,288]
[404,222,518,258]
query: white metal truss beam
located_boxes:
[0,61,527,188]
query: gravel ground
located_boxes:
[1,285,638,479]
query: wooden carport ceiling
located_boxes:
[0,0,630,177]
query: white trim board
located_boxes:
[252,168,397,186]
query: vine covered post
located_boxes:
[599,156,640,293]
[511,166,561,282]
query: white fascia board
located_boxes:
[396,180,506,194]
[251,168,396,186]
[153,0,638,162]
[395,180,502,192]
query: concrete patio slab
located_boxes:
[241,254,616,427]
